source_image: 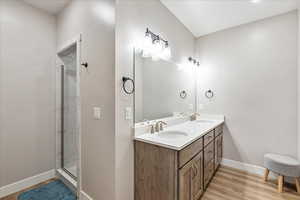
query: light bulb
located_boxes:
[142,33,153,57]
[153,40,162,53]
[161,45,171,60]
[151,39,163,60]
[144,33,152,47]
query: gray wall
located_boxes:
[196,11,298,166]
[0,0,56,187]
[116,0,195,199]
[56,0,115,199]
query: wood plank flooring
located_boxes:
[1,166,300,200]
[202,166,300,200]
[0,178,56,200]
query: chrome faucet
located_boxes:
[155,121,167,132]
[149,124,155,134]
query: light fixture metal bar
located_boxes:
[146,28,169,46]
[188,57,200,66]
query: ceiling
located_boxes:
[22,0,71,15]
[22,0,299,34]
[160,0,299,37]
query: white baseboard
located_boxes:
[80,191,93,200]
[221,158,276,179]
[0,169,55,198]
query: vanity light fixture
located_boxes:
[188,57,200,67]
[142,31,153,58]
[141,28,171,60]
[251,0,261,3]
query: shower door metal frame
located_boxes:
[57,34,82,197]
[60,64,77,181]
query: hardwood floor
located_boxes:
[202,166,300,200]
[0,178,56,200]
[1,167,300,200]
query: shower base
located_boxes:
[65,165,77,178]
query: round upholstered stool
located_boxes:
[264,153,300,193]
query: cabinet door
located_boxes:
[204,160,214,188]
[192,152,203,200]
[179,160,193,200]
[215,134,223,170]
[179,152,203,200]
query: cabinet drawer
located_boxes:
[204,160,214,188]
[215,125,223,137]
[204,141,214,167]
[204,130,214,146]
[179,138,203,168]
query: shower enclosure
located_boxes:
[56,36,81,193]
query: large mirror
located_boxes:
[134,50,197,123]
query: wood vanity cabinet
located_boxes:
[179,152,203,200]
[203,141,215,188]
[215,134,223,170]
[134,124,223,200]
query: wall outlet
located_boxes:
[93,107,101,120]
[125,107,132,120]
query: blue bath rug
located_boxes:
[18,180,76,200]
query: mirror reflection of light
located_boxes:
[177,60,194,74]
[93,2,115,26]
[161,46,171,60]
[131,30,144,50]
[197,63,214,84]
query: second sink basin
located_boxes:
[196,119,215,124]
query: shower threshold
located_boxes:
[57,168,77,188]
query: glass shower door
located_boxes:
[60,44,78,179]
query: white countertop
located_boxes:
[134,115,224,151]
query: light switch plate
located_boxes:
[93,107,101,120]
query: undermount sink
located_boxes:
[156,131,188,139]
[196,119,215,123]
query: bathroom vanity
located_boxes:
[134,119,223,200]
[133,47,223,200]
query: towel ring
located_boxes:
[205,90,214,99]
[122,77,135,94]
[180,90,187,99]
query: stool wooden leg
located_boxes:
[278,175,284,193]
[295,178,300,193]
[264,168,269,182]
